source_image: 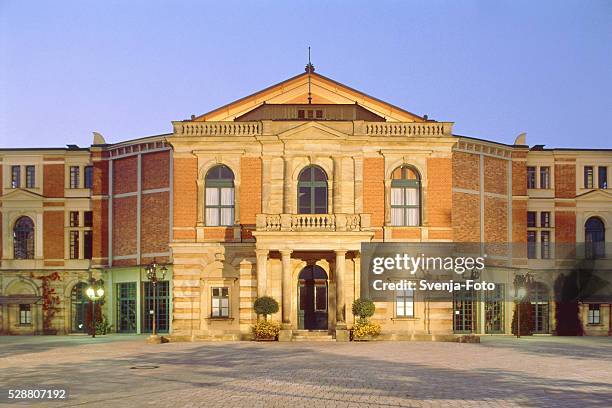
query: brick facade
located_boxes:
[1,73,610,338]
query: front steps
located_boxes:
[291,330,335,342]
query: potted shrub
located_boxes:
[351,298,381,341]
[252,296,280,341]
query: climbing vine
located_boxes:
[30,271,62,333]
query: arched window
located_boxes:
[205,165,235,226]
[71,282,88,332]
[13,216,34,259]
[297,166,328,214]
[585,217,605,259]
[390,166,421,226]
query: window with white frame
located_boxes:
[588,304,600,324]
[70,166,80,188]
[11,165,21,188]
[396,288,414,317]
[205,165,235,226]
[25,165,35,188]
[390,166,421,227]
[527,211,553,259]
[211,287,229,318]
[19,304,32,325]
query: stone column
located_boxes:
[335,250,347,327]
[256,249,269,297]
[335,250,349,341]
[280,250,293,326]
[279,249,293,342]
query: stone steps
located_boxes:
[291,330,335,342]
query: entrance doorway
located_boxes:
[297,265,328,330]
[71,282,88,333]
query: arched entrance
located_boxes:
[297,265,328,330]
[71,282,88,333]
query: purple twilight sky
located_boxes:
[0,0,611,148]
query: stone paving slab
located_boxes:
[0,336,611,407]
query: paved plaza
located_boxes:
[1,335,611,407]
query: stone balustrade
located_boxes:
[256,213,370,232]
[172,120,453,138]
[173,121,262,136]
[364,122,452,137]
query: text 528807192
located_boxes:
[7,389,67,400]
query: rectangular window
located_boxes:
[527,167,536,189]
[540,211,551,228]
[70,166,80,188]
[69,230,79,259]
[396,288,414,317]
[143,281,170,333]
[211,287,229,318]
[84,211,93,227]
[25,165,35,188]
[485,284,504,334]
[117,282,137,333]
[19,304,32,325]
[588,304,601,324]
[584,166,594,188]
[69,211,79,227]
[598,167,607,189]
[539,167,550,189]
[527,231,537,259]
[297,109,305,119]
[11,165,20,188]
[315,110,323,119]
[307,110,314,119]
[83,230,92,260]
[527,211,536,228]
[84,165,93,188]
[453,290,474,333]
[541,231,551,259]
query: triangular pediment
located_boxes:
[278,122,347,140]
[194,72,425,123]
[0,189,44,202]
[576,189,612,202]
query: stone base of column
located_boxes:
[335,329,350,342]
[336,321,347,330]
[146,335,168,344]
[278,329,293,342]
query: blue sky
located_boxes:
[1,0,610,148]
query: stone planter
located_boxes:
[254,335,277,342]
[353,335,376,341]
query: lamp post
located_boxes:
[145,258,167,342]
[85,278,105,338]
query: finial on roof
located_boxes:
[306,46,314,104]
[514,132,527,145]
[305,46,315,73]
[92,131,106,145]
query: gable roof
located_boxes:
[192,71,426,123]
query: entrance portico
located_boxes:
[252,227,372,340]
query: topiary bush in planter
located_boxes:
[352,298,375,319]
[254,296,279,321]
[351,299,380,340]
[252,296,280,341]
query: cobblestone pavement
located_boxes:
[1,335,611,407]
